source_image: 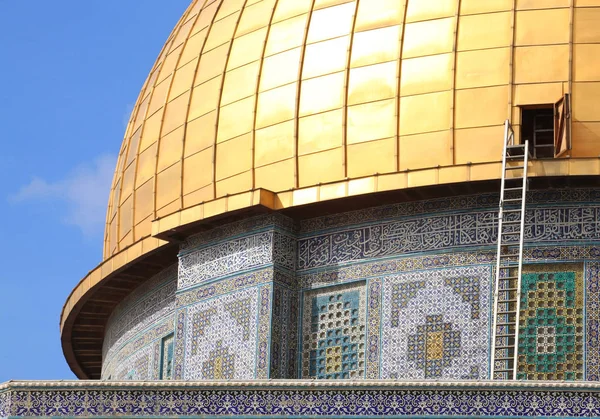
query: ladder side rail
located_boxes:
[511,139,529,379]
[490,119,512,378]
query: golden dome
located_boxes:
[105,0,600,259]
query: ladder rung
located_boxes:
[495,345,515,349]
[506,166,524,170]
[498,299,518,303]
[496,322,516,326]
[506,155,525,160]
[495,334,515,338]
[506,144,526,149]
[503,209,522,213]
[504,187,523,191]
[499,287,519,292]
[497,311,516,315]
[503,198,523,203]
[495,358,515,361]
[502,220,521,225]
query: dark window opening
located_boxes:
[522,107,554,158]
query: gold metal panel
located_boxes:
[158,126,184,173]
[300,72,345,116]
[514,82,563,105]
[514,45,569,84]
[156,198,181,218]
[265,14,308,56]
[134,216,152,241]
[215,0,245,21]
[216,133,253,180]
[516,0,570,9]
[572,122,600,157]
[455,85,508,129]
[298,148,344,187]
[156,162,182,209]
[573,82,600,121]
[169,61,196,100]
[217,96,255,142]
[119,196,133,240]
[255,158,295,191]
[184,184,214,207]
[111,180,120,218]
[222,61,260,105]
[574,8,600,43]
[134,180,154,224]
[260,48,302,91]
[515,8,570,46]
[121,163,136,203]
[399,130,452,170]
[158,46,182,83]
[183,147,213,194]
[126,128,141,166]
[574,44,600,82]
[454,125,505,164]
[237,0,276,36]
[109,218,117,255]
[189,76,222,121]
[185,29,208,64]
[307,2,356,43]
[228,27,268,69]
[402,17,455,59]
[460,0,512,15]
[185,111,218,157]
[133,95,149,131]
[120,231,133,249]
[354,0,403,31]
[303,36,349,79]
[347,98,396,144]
[256,83,297,128]
[575,0,600,5]
[314,0,353,9]
[255,120,295,167]
[195,42,230,85]
[347,137,396,177]
[147,76,171,117]
[406,0,457,23]
[455,48,510,89]
[299,109,343,155]
[401,53,453,96]
[348,61,397,105]
[216,171,253,197]
[400,91,452,136]
[204,12,240,52]
[350,26,400,68]
[193,1,219,35]
[135,142,158,188]
[173,20,194,50]
[162,92,190,136]
[272,0,312,23]
[139,112,161,153]
[457,12,512,51]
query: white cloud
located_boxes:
[10,154,116,236]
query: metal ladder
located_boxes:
[490,120,530,380]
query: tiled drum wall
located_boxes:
[102,189,600,381]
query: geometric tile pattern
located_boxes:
[298,190,600,271]
[381,266,491,380]
[517,264,584,381]
[366,278,382,379]
[178,230,295,291]
[183,287,259,380]
[159,334,174,380]
[407,314,462,379]
[102,265,177,380]
[301,282,367,379]
[587,262,600,380]
[8,382,600,418]
[270,283,298,379]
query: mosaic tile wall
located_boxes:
[517,264,584,381]
[100,189,600,381]
[178,214,296,291]
[301,282,367,379]
[270,280,299,379]
[380,266,491,380]
[102,265,177,380]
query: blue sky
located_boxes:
[0,1,189,381]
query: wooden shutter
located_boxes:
[554,93,571,158]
